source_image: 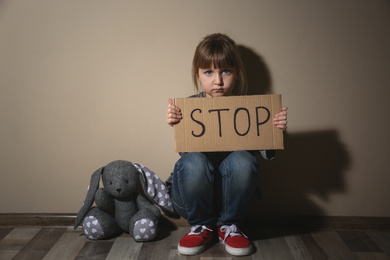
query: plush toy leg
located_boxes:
[132,217,158,242]
[130,210,159,242]
[82,207,122,240]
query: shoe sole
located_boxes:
[177,243,205,255]
[219,237,252,256]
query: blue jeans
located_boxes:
[171,151,259,227]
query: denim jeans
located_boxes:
[171,151,259,227]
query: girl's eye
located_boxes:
[222,70,231,74]
[205,70,212,75]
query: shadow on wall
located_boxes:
[238,45,272,95]
[238,45,350,217]
[253,131,350,217]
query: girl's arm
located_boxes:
[166,98,182,126]
[273,107,288,130]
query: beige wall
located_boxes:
[1,0,389,217]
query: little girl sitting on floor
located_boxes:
[166,33,288,256]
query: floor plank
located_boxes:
[75,240,114,260]
[167,227,189,260]
[284,234,313,260]
[311,231,358,259]
[200,241,230,259]
[42,227,87,260]
[0,228,41,260]
[105,235,143,260]
[300,233,327,260]
[254,235,296,260]
[367,232,390,257]
[0,228,13,241]
[0,226,389,259]
[338,231,383,253]
[11,228,67,260]
[0,228,41,250]
[137,234,175,260]
[199,257,232,260]
[356,252,390,260]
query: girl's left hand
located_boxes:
[273,107,288,130]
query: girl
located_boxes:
[166,33,288,256]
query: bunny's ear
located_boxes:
[133,163,174,212]
[74,167,103,229]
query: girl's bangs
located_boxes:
[198,48,236,69]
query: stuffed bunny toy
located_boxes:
[74,160,173,242]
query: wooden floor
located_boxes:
[0,224,389,260]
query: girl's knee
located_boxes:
[181,152,208,164]
[220,151,258,187]
[173,153,213,194]
[228,151,258,172]
[175,152,212,178]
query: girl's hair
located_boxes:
[192,33,247,95]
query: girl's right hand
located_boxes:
[167,98,182,126]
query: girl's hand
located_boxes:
[167,98,182,126]
[273,107,288,130]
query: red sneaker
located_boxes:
[218,224,252,256]
[178,225,214,255]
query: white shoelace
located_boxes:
[219,224,247,243]
[188,225,213,235]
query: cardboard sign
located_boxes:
[174,94,284,152]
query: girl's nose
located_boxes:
[214,73,223,86]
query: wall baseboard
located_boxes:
[0,213,77,227]
[243,215,390,231]
[0,213,389,231]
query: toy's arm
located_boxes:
[136,194,161,218]
[95,188,115,212]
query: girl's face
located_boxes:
[198,65,238,98]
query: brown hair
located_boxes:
[192,33,247,95]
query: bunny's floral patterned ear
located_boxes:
[133,163,174,212]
